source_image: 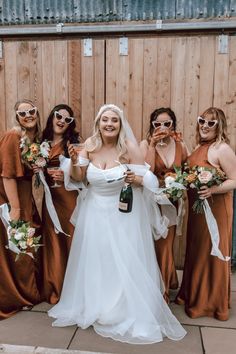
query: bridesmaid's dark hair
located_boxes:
[42,104,80,157]
[146,107,177,142]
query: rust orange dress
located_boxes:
[42,143,78,304]
[0,130,42,320]
[176,141,232,320]
[154,141,187,302]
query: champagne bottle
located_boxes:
[119,183,133,213]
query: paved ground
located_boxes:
[0,271,236,354]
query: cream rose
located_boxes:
[198,170,213,184]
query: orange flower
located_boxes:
[26,237,34,247]
[216,167,226,180]
[164,172,177,179]
[30,143,39,154]
[186,173,197,183]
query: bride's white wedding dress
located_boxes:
[48,162,186,344]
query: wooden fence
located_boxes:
[0,33,236,267]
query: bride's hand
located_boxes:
[68,144,78,165]
[125,170,135,184]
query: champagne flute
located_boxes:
[47,167,62,188]
[152,120,173,147]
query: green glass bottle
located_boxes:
[119,183,133,213]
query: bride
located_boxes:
[48,104,186,344]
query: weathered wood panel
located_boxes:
[4,41,18,129]
[0,59,6,137]
[1,33,236,268]
[227,36,236,151]
[80,39,105,139]
[68,40,81,132]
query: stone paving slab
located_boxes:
[0,312,76,349]
[201,327,236,354]
[169,291,236,329]
[31,302,53,313]
[0,344,35,353]
[69,325,203,354]
[0,344,108,354]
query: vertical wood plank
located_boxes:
[198,36,215,114]
[68,40,81,131]
[42,41,56,123]
[81,40,95,139]
[17,41,30,101]
[94,40,105,118]
[213,36,229,113]
[128,38,144,142]
[171,37,187,137]
[117,47,130,117]
[29,41,44,126]
[0,58,6,136]
[142,38,158,139]
[55,40,68,105]
[171,38,188,270]
[106,39,119,105]
[183,37,201,151]
[156,37,172,107]
[106,38,130,117]
[227,35,236,152]
[4,41,18,129]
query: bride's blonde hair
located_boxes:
[85,104,128,161]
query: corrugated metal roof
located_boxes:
[1,0,236,25]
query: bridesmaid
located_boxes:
[0,99,42,319]
[176,107,236,320]
[140,107,188,302]
[41,104,80,304]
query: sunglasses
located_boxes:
[152,120,173,129]
[54,111,74,124]
[16,107,37,118]
[197,116,218,129]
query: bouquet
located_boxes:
[6,220,42,261]
[20,138,50,187]
[185,165,227,213]
[163,166,188,202]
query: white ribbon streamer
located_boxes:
[38,170,70,237]
[203,199,230,262]
[128,165,170,240]
[176,198,186,236]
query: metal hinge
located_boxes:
[83,38,93,57]
[119,37,128,56]
[218,34,228,54]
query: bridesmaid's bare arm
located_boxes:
[2,178,20,220]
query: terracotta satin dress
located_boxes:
[176,142,232,320]
[154,141,187,302]
[0,130,42,320]
[42,143,78,304]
